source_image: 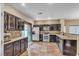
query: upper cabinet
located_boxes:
[33,24,61,31]
[8,14,16,30]
[15,17,24,30]
[4,12,8,32]
[4,12,24,31]
[50,24,61,31]
[15,17,20,30]
[18,19,24,30]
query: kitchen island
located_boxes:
[56,34,78,56]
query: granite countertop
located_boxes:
[56,34,77,40]
[4,36,27,45]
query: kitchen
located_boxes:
[32,19,79,56]
[0,3,79,56]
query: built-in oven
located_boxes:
[43,33,49,42]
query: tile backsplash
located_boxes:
[6,31,22,40]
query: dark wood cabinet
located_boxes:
[4,12,8,32]
[63,40,77,56]
[50,24,61,31]
[56,24,61,31]
[4,38,28,56]
[24,38,28,50]
[50,35,56,42]
[50,25,54,30]
[39,34,43,41]
[13,41,20,56]
[15,18,24,30]
[20,39,25,53]
[4,43,13,56]
[40,25,43,31]
[33,24,61,31]
[18,20,24,30]
[15,17,19,30]
[8,14,15,30]
[56,36,77,56]
[4,12,24,31]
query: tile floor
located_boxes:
[21,42,62,56]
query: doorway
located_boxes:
[21,24,32,43]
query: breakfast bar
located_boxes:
[56,34,78,56]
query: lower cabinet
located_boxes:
[50,35,56,42]
[13,41,20,56]
[39,34,43,41]
[20,39,25,53]
[4,43,13,56]
[63,40,77,56]
[24,38,28,50]
[56,36,77,56]
[4,38,28,56]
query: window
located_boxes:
[69,26,79,34]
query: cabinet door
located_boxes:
[50,25,54,31]
[21,21,24,30]
[13,41,20,56]
[4,43,13,56]
[39,34,43,41]
[15,17,21,30]
[24,38,28,50]
[4,12,8,32]
[63,40,77,56]
[8,14,15,30]
[57,24,61,31]
[18,20,24,30]
[50,35,56,42]
[21,39,25,53]
[40,25,43,31]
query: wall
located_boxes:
[0,3,4,56]
[65,20,79,26]
[34,19,60,25]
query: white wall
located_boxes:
[0,3,4,56]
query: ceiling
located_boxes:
[8,3,79,20]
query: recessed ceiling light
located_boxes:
[21,3,25,6]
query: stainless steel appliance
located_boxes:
[43,33,49,42]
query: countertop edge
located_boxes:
[56,34,77,40]
[4,36,27,45]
